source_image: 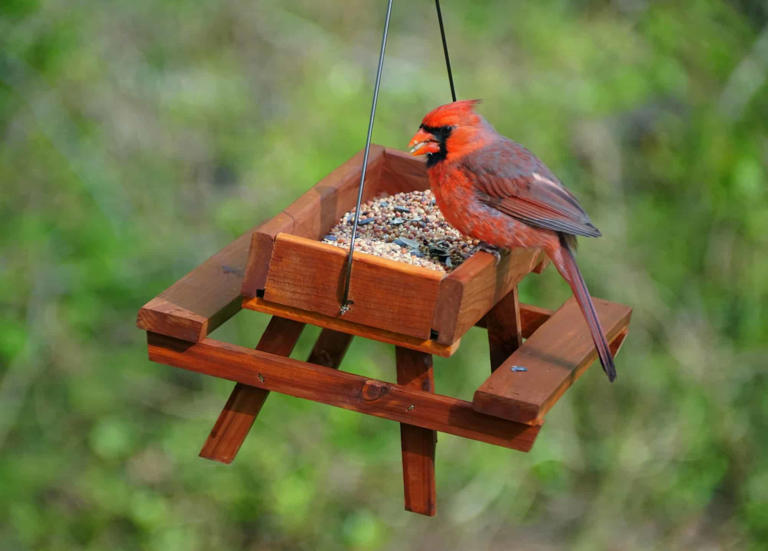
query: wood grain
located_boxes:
[486,287,523,372]
[473,297,632,425]
[137,227,254,342]
[396,347,437,516]
[519,304,554,338]
[264,233,443,340]
[477,303,554,339]
[285,146,386,239]
[241,213,294,298]
[243,296,460,357]
[147,333,541,450]
[307,329,354,368]
[240,147,385,298]
[199,316,305,463]
[200,327,352,464]
[432,248,544,345]
[380,149,430,194]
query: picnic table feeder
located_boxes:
[136,1,631,517]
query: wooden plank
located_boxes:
[138,146,390,341]
[241,213,294,298]
[199,317,305,463]
[380,148,430,194]
[200,328,351,464]
[486,287,523,372]
[285,146,386,239]
[610,327,629,356]
[396,347,437,516]
[240,147,385,298]
[519,304,554,338]
[264,233,443,340]
[307,329,354,368]
[243,296,460,357]
[477,303,554,339]
[147,333,541,451]
[473,297,632,425]
[432,248,544,345]
[137,227,255,342]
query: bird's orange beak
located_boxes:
[408,128,440,156]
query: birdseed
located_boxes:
[322,190,479,272]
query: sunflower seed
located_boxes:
[394,237,420,249]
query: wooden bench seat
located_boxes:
[473,297,631,426]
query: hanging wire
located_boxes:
[339,0,394,315]
[435,0,457,102]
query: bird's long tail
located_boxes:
[552,234,617,382]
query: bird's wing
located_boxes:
[459,139,601,237]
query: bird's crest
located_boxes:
[421,99,482,128]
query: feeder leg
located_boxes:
[306,329,354,370]
[396,346,436,516]
[199,317,305,463]
[200,323,352,463]
[485,286,523,372]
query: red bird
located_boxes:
[408,100,616,381]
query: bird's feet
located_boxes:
[475,241,503,264]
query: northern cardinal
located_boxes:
[408,100,616,381]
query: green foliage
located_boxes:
[1,0,767,549]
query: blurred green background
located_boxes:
[2,0,767,549]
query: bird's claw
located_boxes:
[475,241,503,265]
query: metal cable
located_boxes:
[435,0,457,101]
[339,0,394,314]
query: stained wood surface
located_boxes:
[263,233,443,340]
[241,213,294,298]
[307,329,354,368]
[473,297,632,425]
[147,333,541,450]
[477,303,554,339]
[201,326,352,464]
[138,146,390,341]
[396,347,437,516]
[243,299,553,359]
[432,248,545,345]
[200,327,352,464]
[519,304,554,338]
[199,316,305,463]
[486,287,523,372]
[243,296,460,357]
[241,147,385,298]
[380,149,430,194]
[136,144,551,346]
[136,227,255,342]
[609,327,629,357]
[285,146,386,239]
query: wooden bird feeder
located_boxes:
[137,146,631,516]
